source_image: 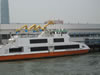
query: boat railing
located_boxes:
[16,32,41,38]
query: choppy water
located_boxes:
[0,52,100,75]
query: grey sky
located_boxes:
[9,0,100,23]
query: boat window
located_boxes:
[9,47,23,53]
[54,45,79,50]
[30,46,48,51]
[2,34,10,39]
[30,39,47,44]
[54,38,64,42]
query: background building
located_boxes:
[0,0,9,24]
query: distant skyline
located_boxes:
[9,0,100,24]
[0,0,9,24]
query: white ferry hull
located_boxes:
[0,49,89,61]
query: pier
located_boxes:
[85,39,100,52]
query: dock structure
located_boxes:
[85,39,100,52]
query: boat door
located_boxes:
[48,38,54,52]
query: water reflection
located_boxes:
[0,52,100,75]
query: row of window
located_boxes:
[0,34,10,39]
[54,38,64,42]
[0,34,64,43]
[54,45,79,50]
[30,39,47,43]
[9,47,23,53]
[30,38,64,44]
[9,45,80,53]
[85,39,100,44]
[69,33,100,37]
[1,32,100,39]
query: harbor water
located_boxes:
[0,52,100,75]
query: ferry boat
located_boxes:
[0,24,90,61]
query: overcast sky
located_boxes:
[9,0,100,24]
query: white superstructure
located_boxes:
[0,23,100,44]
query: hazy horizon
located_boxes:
[9,0,100,24]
